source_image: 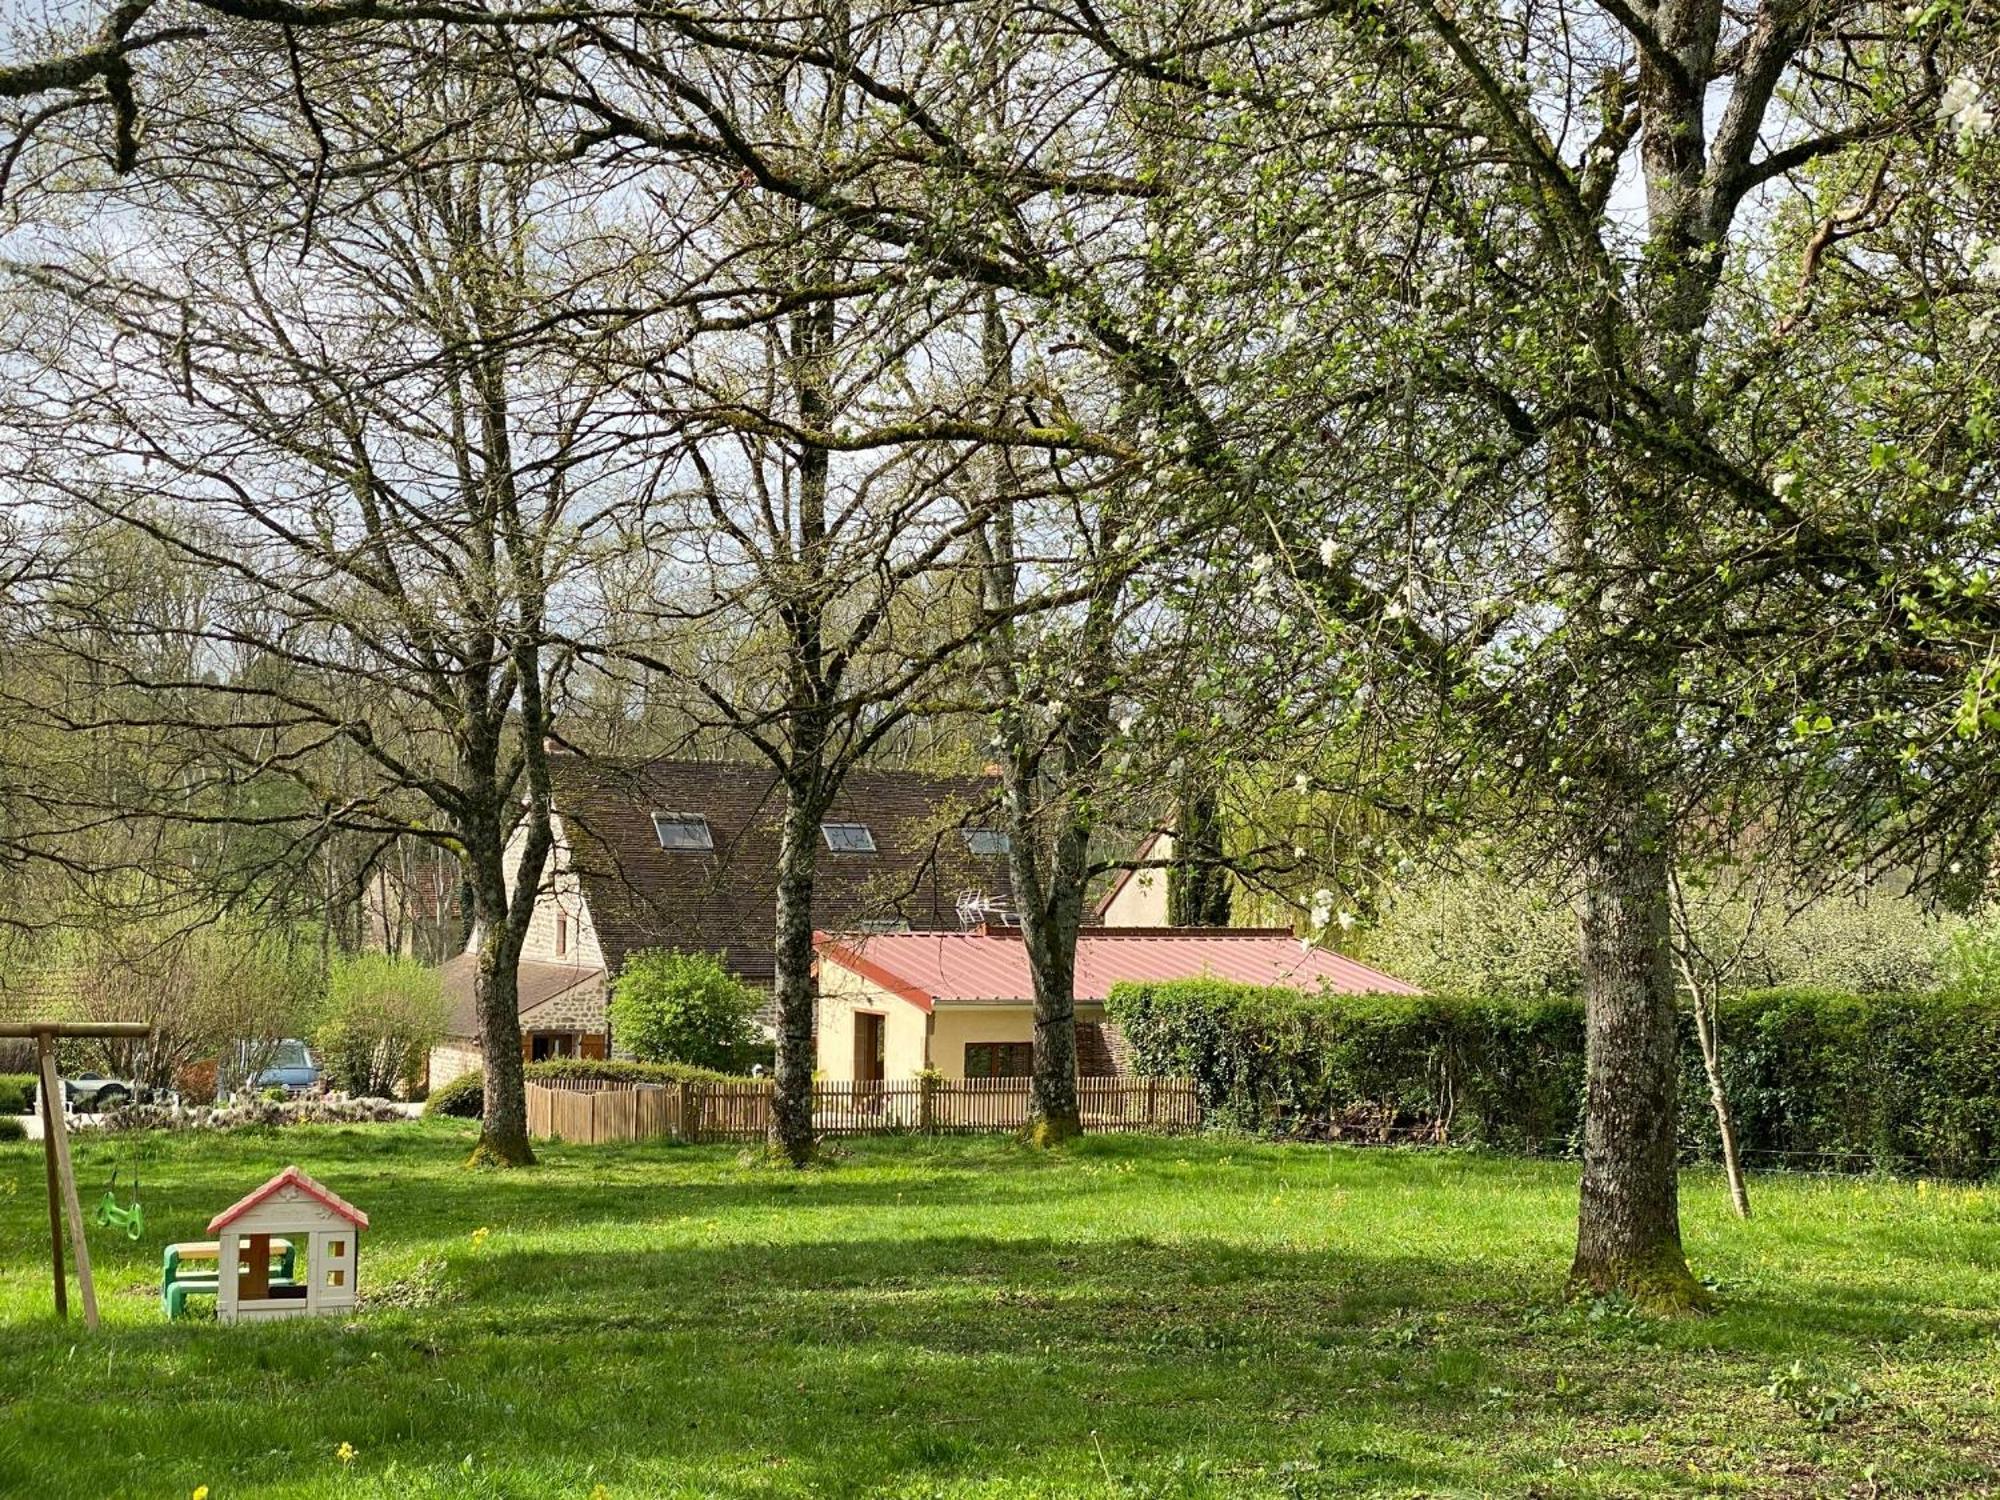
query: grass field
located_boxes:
[1,1123,1997,1498]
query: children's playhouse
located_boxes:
[198,1166,370,1323]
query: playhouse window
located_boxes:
[329,1240,345,1258]
[327,1268,344,1288]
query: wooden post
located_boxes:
[37,1051,65,1319]
[243,1233,272,1301]
[679,1080,696,1144]
[38,1039,98,1330]
[1145,1077,1158,1129]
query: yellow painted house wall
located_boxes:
[815,957,1108,1081]
[815,963,928,1081]
[929,1002,1106,1080]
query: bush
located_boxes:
[1110,977,2000,1178]
[608,950,759,1072]
[423,1069,486,1119]
[0,1073,36,1115]
[0,1116,24,1142]
[316,953,447,1098]
[421,1056,745,1120]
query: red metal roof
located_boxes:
[815,928,1419,1011]
[208,1165,370,1232]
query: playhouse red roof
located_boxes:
[815,927,1420,1013]
[208,1165,370,1232]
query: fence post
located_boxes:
[678,1080,697,1144]
[1145,1077,1158,1128]
[919,1071,937,1134]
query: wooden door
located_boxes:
[853,1012,885,1084]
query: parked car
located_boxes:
[63,1073,136,1113]
[250,1039,322,1096]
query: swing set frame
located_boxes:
[0,1020,150,1330]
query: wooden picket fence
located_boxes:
[525,1075,1200,1146]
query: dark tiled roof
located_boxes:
[439,953,606,1040]
[554,757,1013,985]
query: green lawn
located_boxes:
[1,1125,1997,1498]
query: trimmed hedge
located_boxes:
[0,1073,35,1116]
[1680,987,2000,1179]
[423,1057,746,1120]
[0,1116,23,1142]
[1107,981,1581,1152]
[1108,978,2000,1178]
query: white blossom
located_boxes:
[1294,772,1312,794]
[1941,74,1994,141]
[1319,536,1339,567]
[1772,471,1797,498]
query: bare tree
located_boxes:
[2,42,628,1163]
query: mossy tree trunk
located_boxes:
[769,771,827,1167]
[1567,799,1705,1309]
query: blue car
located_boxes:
[250,1039,322,1096]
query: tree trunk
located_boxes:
[1568,799,1705,1309]
[1167,785,1231,926]
[1690,989,1751,1219]
[1019,866,1085,1146]
[466,836,535,1167]
[769,780,822,1166]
